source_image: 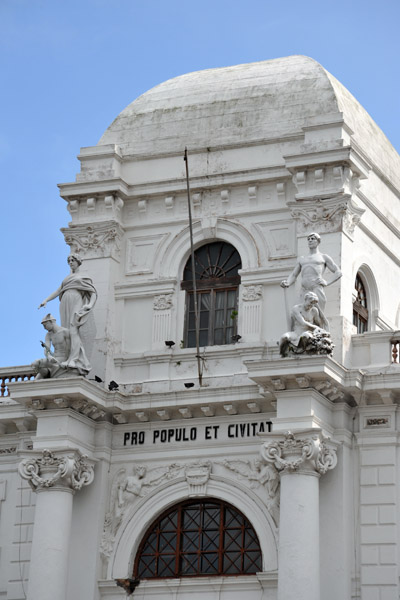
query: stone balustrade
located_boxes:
[0,365,35,397]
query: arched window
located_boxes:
[353,274,368,333]
[134,499,262,579]
[181,242,242,347]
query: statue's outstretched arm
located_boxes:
[38,285,62,309]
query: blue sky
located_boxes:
[1,0,399,367]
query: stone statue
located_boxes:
[32,314,72,379]
[38,254,97,374]
[279,292,333,357]
[280,232,341,325]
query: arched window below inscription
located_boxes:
[134,499,262,579]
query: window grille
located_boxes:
[181,242,242,347]
[134,499,262,579]
[353,274,368,333]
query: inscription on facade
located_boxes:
[123,421,273,446]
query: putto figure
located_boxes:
[279,292,333,357]
[280,232,342,325]
[38,254,97,375]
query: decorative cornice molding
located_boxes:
[18,449,94,493]
[260,431,337,476]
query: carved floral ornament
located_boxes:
[61,222,123,259]
[242,285,263,302]
[289,198,365,236]
[18,449,94,492]
[260,431,337,476]
[153,294,173,310]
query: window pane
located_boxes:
[201,553,219,573]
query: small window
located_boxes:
[181,242,242,347]
[353,274,368,333]
[134,499,262,579]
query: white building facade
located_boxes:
[1,55,400,600]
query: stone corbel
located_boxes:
[61,220,124,260]
[18,449,94,493]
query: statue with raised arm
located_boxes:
[279,292,333,357]
[32,314,72,379]
[38,254,97,374]
[280,232,342,326]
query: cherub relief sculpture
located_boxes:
[218,458,280,525]
[279,292,333,357]
[37,254,97,376]
[100,463,184,559]
[280,232,341,327]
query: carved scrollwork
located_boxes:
[153,294,173,310]
[261,431,337,476]
[18,449,94,492]
[289,198,364,236]
[61,221,124,259]
[242,285,263,302]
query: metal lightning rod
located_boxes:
[184,147,203,386]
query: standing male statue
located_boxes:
[280,232,342,325]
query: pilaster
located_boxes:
[261,430,337,600]
[18,449,95,600]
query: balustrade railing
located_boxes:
[0,366,35,397]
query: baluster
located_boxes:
[392,342,399,364]
[0,377,5,397]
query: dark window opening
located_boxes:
[134,499,262,579]
[181,242,241,348]
[353,274,368,333]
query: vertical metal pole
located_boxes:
[184,148,202,386]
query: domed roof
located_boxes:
[99,56,400,189]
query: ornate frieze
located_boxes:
[261,431,337,476]
[61,221,124,259]
[18,449,94,492]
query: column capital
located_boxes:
[261,430,337,476]
[18,448,95,493]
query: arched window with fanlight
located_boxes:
[134,499,262,579]
[181,241,242,347]
[353,274,368,333]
